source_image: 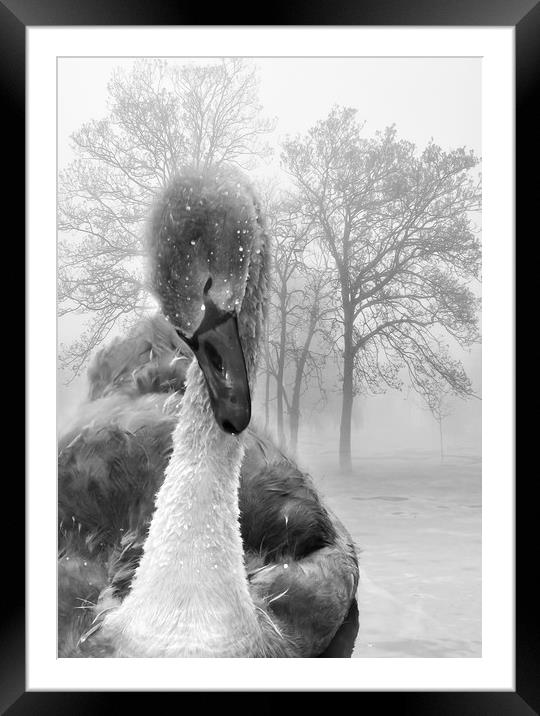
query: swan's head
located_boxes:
[147,166,267,435]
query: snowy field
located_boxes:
[297,442,482,658]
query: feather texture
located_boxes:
[59,312,359,657]
[58,167,359,657]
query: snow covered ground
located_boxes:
[297,442,482,658]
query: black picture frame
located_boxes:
[10,0,530,712]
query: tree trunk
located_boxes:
[289,369,304,453]
[339,350,354,473]
[276,363,285,444]
[264,321,271,432]
[276,286,288,445]
[289,310,318,453]
[337,226,356,474]
[289,362,306,453]
[289,408,300,453]
[339,311,355,474]
[439,417,444,462]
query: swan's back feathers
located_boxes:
[87,313,190,401]
[59,312,186,544]
[58,314,186,590]
[240,430,359,655]
[59,418,174,548]
[58,528,147,657]
[59,421,337,567]
[59,312,359,657]
[240,431,337,562]
[58,550,109,657]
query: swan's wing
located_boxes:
[239,456,337,561]
[58,527,146,657]
[87,312,191,401]
[59,312,189,549]
[58,313,192,655]
[246,516,359,657]
[240,429,348,561]
[59,409,176,550]
[58,546,110,656]
[317,598,359,657]
[240,429,359,656]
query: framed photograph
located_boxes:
[11,0,530,711]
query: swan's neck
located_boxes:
[101,360,261,657]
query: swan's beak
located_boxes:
[185,311,251,435]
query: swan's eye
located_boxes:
[205,343,224,374]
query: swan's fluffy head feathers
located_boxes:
[147,166,266,340]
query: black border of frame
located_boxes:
[9,0,532,712]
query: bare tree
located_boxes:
[265,200,311,445]
[175,58,274,171]
[58,58,274,375]
[256,192,334,449]
[282,106,481,472]
[419,381,458,461]
[286,254,334,452]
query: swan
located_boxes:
[58,166,359,657]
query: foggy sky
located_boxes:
[57,57,481,458]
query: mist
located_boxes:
[57,56,482,658]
